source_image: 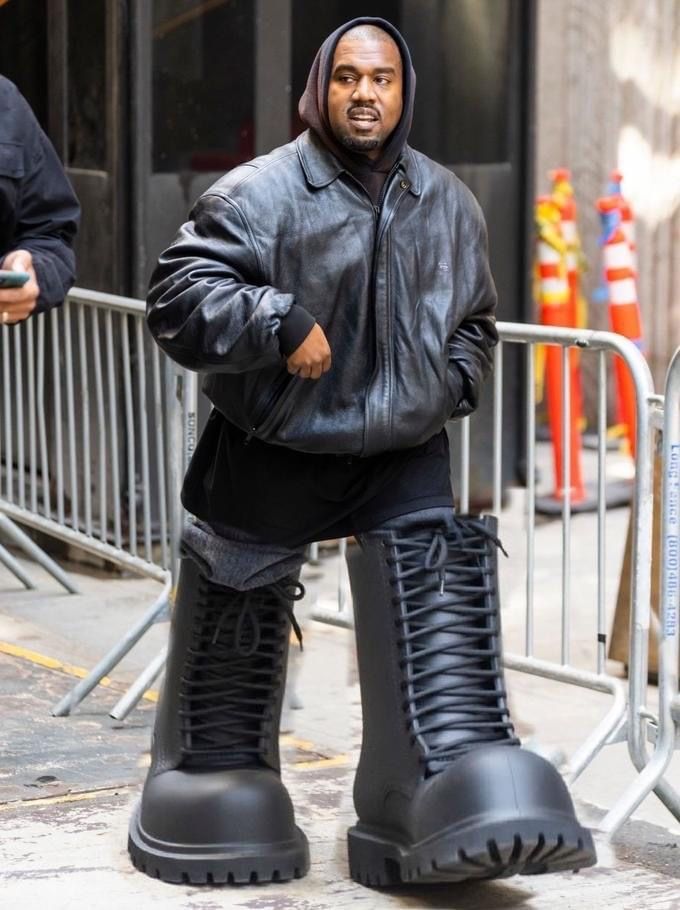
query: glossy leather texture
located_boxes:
[147,129,498,457]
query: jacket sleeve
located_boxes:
[146,192,297,373]
[447,195,499,419]
[5,96,79,313]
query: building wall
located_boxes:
[535,0,679,386]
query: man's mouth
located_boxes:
[348,108,379,122]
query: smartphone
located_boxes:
[0,270,30,288]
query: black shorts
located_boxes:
[181,411,454,548]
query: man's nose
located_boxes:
[352,76,377,102]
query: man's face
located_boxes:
[328,32,403,160]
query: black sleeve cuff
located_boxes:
[277,304,316,356]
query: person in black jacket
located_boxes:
[129,18,595,889]
[0,76,79,324]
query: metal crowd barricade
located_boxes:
[313,322,662,832]
[8,288,680,836]
[0,287,194,718]
[495,323,653,792]
[601,347,680,835]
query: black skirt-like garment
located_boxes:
[181,410,454,548]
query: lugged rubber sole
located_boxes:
[128,803,310,885]
[347,816,597,887]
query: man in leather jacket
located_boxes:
[146,19,496,547]
[130,16,595,890]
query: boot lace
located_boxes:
[179,576,303,767]
[386,519,519,774]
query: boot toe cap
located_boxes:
[137,767,299,848]
[412,745,579,841]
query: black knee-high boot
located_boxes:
[128,557,310,884]
[346,512,596,886]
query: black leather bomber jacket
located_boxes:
[147,129,498,457]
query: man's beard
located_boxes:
[335,130,382,153]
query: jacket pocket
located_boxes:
[250,371,296,435]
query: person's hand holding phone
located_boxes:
[0,249,40,324]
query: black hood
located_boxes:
[298,17,416,198]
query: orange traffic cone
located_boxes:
[549,168,586,432]
[535,196,590,510]
[608,170,637,273]
[597,196,643,458]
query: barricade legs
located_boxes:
[311,536,353,628]
[0,513,79,594]
[52,577,171,716]
[110,646,168,721]
[0,539,36,590]
[50,356,196,717]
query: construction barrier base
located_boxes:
[537,425,620,453]
[535,479,633,516]
[582,432,623,452]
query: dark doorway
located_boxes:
[0,0,48,127]
[0,0,129,294]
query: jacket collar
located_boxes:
[296,129,421,197]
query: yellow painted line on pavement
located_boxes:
[0,641,114,685]
[280,734,317,751]
[280,735,348,768]
[0,785,135,812]
[0,645,345,768]
[291,754,350,771]
[0,641,159,702]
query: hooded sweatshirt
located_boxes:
[298,16,416,207]
[278,17,417,356]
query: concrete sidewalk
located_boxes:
[2,478,680,909]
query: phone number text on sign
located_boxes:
[665,443,680,638]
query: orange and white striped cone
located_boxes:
[549,168,586,432]
[550,170,582,328]
[608,169,637,273]
[534,196,591,512]
[597,195,643,458]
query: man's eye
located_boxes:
[339,75,355,84]
[375,77,390,85]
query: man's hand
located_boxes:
[0,250,40,325]
[286,323,332,379]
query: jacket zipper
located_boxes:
[244,169,410,449]
[244,372,292,444]
[363,167,410,453]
